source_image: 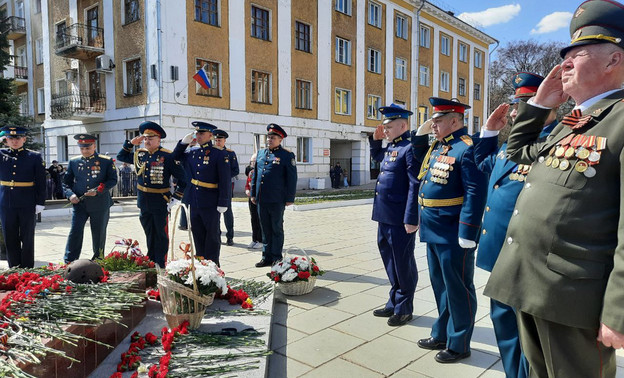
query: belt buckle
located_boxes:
[8,181,14,187]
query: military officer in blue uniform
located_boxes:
[369,103,424,327]
[251,124,297,267]
[415,98,488,363]
[0,126,46,268]
[173,122,230,265]
[117,121,186,267]
[213,129,239,246]
[474,72,557,378]
[63,134,118,262]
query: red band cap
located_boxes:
[515,86,539,98]
[433,104,466,114]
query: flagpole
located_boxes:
[157,0,163,127]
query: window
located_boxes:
[124,0,140,25]
[395,57,407,80]
[251,6,270,41]
[195,59,220,97]
[251,70,271,104]
[86,6,99,47]
[335,88,351,115]
[473,116,480,131]
[295,79,312,109]
[295,21,311,53]
[55,21,67,48]
[419,25,430,48]
[368,1,381,28]
[35,38,43,65]
[57,136,68,162]
[335,0,351,15]
[195,0,218,26]
[335,37,351,65]
[459,43,468,62]
[19,93,27,116]
[458,77,466,96]
[474,83,481,100]
[37,88,45,114]
[56,78,68,94]
[440,35,450,56]
[440,71,450,92]
[254,134,267,152]
[396,14,407,39]
[35,0,42,14]
[124,58,142,96]
[419,65,429,86]
[418,106,429,125]
[367,95,382,120]
[475,50,483,68]
[296,137,311,163]
[368,48,381,74]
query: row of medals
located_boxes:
[509,164,531,181]
[538,140,602,178]
[430,155,455,185]
[149,165,165,185]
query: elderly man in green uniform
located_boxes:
[63,134,118,262]
[485,1,624,376]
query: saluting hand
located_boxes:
[130,135,145,146]
[484,103,510,131]
[533,65,570,108]
[405,224,418,233]
[373,124,385,141]
[598,323,624,349]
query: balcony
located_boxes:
[50,91,106,120]
[4,65,28,85]
[5,16,26,40]
[55,23,104,60]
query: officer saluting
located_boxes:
[117,121,186,267]
[63,134,118,262]
[173,122,230,266]
[213,129,239,246]
[0,126,46,268]
[415,98,488,363]
[369,104,423,327]
[251,124,297,267]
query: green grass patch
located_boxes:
[232,189,374,204]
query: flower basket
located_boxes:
[268,247,324,296]
[157,204,225,329]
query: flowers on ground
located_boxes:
[165,258,228,296]
[267,255,324,283]
[98,239,155,271]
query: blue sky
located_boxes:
[429,0,575,48]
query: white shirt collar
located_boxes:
[575,88,621,112]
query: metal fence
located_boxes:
[50,90,106,119]
[5,16,25,34]
[55,23,104,50]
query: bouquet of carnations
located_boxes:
[165,258,228,297]
[267,255,324,283]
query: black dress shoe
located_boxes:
[372,308,394,317]
[255,259,273,268]
[417,337,447,350]
[226,238,234,246]
[387,314,412,326]
[434,349,471,363]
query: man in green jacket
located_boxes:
[485,1,624,376]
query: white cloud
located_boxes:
[458,4,521,28]
[530,11,573,34]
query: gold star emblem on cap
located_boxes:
[515,76,522,84]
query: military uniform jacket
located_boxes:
[63,153,118,212]
[251,145,297,204]
[117,141,186,211]
[485,91,624,331]
[172,141,231,208]
[0,148,46,208]
[418,128,488,244]
[474,121,556,271]
[370,131,420,226]
[226,148,239,181]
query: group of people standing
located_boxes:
[371,1,624,376]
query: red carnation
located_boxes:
[97,183,106,193]
[298,271,311,280]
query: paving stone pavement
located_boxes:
[4,201,624,377]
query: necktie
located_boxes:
[561,109,592,129]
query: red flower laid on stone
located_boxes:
[146,289,160,301]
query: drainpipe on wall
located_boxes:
[414,0,426,128]
[487,40,500,114]
[157,0,163,126]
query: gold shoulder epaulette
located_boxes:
[283,147,292,153]
[460,135,473,146]
[213,146,224,150]
[226,148,234,152]
[160,147,172,153]
[70,155,82,160]
[99,154,112,160]
[137,148,148,152]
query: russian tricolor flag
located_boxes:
[193,68,211,89]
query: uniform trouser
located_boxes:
[258,202,285,262]
[377,223,418,315]
[190,206,221,266]
[223,183,235,240]
[517,311,615,378]
[139,208,169,268]
[248,198,262,243]
[64,205,110,263]
[0,205,36,268]
[491,298,528,378]
[179,206,188,229]
[426,243,477,353]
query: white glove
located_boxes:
[217,206,227,213]
[181,132,194,144]
[167,198,181,212]
[458,237,476,249]
[35,205,45,214]
[416,119,433,136]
